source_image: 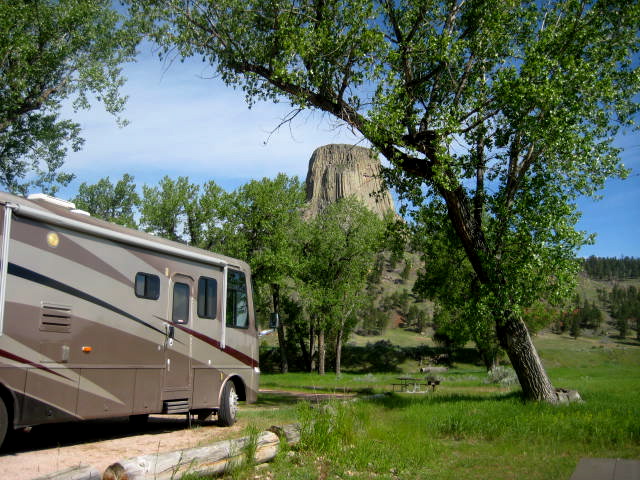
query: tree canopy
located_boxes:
[130,0,640,401]
[0,0,138,194]
[72,174,139,228]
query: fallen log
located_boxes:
[115,430,280,480]
[268,423,301,445]
[32,464,101,480]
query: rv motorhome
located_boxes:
[0,191,259,447]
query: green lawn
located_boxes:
[224,333,640,480]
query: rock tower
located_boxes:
[304,144,396,219]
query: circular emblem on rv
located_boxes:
[46,232,60,248]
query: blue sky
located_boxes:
[59,43,639,258]
[60,44,360,194]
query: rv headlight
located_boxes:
[254,367,260,374]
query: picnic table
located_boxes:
[392,376,441,393]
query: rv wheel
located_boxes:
[218,381,238,427]
[0,397,8,448]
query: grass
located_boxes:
[210,332,640,480]
[258,390,639,480]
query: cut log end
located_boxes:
[268,423,301,445]
[555,388,583,404]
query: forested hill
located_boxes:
[582,256,640,281]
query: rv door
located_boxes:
[163,274,193,396]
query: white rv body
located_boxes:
[0,191,259,446]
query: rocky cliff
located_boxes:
[304,144,396,219]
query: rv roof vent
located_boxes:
[27,193,76,210]
[71,209,91,216]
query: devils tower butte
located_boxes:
[304,144,396,219]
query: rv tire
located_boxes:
[0,397,8,448]
[218,381,238,427]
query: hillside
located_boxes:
[355,255,639,345]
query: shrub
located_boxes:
[485,366,518,386]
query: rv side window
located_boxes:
[172,282,190,324]
[197,276,217,319]
[135,273,160,300]
[226,270,248,329]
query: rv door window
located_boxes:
[197,276,217,319]
[172,282,190,324]
[226,270,249,329]
[135,273,160,300]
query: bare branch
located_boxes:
[263,108,304,145]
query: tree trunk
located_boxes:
[335,325,343,375]
[272,283,288,373]
[474,337,501,371]
[318,329,325,375]
[309,322,316,373]
[440,188,558,402]
[298,329,309,370]
[495,310,557,402]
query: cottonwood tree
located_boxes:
[130,0,640,401]
[1,0,138,194]
[140,176,197,242]
[139,176,230,247]
[224,174,307,373]
[72,174,140,228]
[299,198,386,375]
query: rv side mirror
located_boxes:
[269,313,279,329]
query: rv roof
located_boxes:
[1,191,241,270]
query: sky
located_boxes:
[59,43,640,258]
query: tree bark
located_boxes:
[495,310,557,402]
[318,329,326,375]
[273,283,288,373]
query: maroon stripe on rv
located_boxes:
[0,348,70,380]
[172,324,259,368]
